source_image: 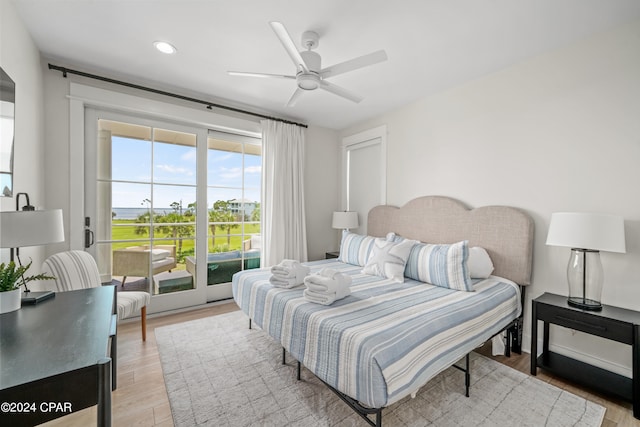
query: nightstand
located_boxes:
[325,251,339,259]
[530,292,640,419]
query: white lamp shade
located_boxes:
[0,209,65,248]
[332,211,359,229]
[546,212,626,253]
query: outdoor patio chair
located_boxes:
[112,244,176,288]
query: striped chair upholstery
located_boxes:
[42,250,151,341]
[115,291,149,320]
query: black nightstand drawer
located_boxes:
[537,303,633,344]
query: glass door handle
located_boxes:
[85,228,94,248]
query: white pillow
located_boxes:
[386,232,400,241]
[148,249,170,261]
[362,238,417,283]
[468,246,494,279]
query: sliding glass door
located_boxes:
[205,131,261,301]
[84,110,262,312]
[86,111,206,311]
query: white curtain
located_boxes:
[261,119,308,267]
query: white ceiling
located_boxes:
[11,0,640,130]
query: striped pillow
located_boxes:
[338,231,376,267]
[404,240,473,291]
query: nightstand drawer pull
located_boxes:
[555,316,607,332]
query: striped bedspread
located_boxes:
[232,259,521,408]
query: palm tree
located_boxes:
[155,201,194,257]
[212,200,240,247]
[133,198,153,237]
[133,211,151,237]
[251,202,260,223]
[208,208,222,250]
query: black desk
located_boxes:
[531,292,640,419]
[0,286,116,426]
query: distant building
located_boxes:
[228,198,257,218]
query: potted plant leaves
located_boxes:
[0,260,54,313]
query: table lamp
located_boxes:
[332,211,359,231]
[0,193,65,303]
[546,212,626,311]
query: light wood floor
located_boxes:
[44,302,639,427]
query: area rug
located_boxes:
[155,311,605,427]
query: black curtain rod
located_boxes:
[48,63,308,128]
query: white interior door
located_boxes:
[342,126,387,234]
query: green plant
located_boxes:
[0,260,55,292]
[176,248,194,264]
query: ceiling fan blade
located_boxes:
[228,71,295,79]
[286,88,305,107]
[320,50,388,79]
[319,80,363,103]
[269,21,309,73]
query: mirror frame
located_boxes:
[0,66,15,198]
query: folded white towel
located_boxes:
[319,267,339,279]
[304,274,337,293]
[304,269,352,293]
[334,281,351,300]
[303,268,351,305]
[271,259,310,279]
[303,289,336,305]
[269,275,304,289]
[269,259,310,288]
[303,285,351,305]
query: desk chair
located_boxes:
[42,250,151,341]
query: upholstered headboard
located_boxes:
[367,196,534,285]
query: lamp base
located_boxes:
[567,296,602,311]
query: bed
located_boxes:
[232,196,534,425]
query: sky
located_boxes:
[109,136,260,209]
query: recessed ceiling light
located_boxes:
[153,41,177,54]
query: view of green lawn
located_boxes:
[111,219,260,256]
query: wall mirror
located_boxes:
[0,67,15,197]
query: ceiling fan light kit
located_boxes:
[228,21,387,106]
[297,73,320,90]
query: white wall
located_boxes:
[0,0,49,267]
[340,19,640,376]
[304,125,340,260]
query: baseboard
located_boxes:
[118,298,235,324]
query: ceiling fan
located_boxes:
[228,22,388,106]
